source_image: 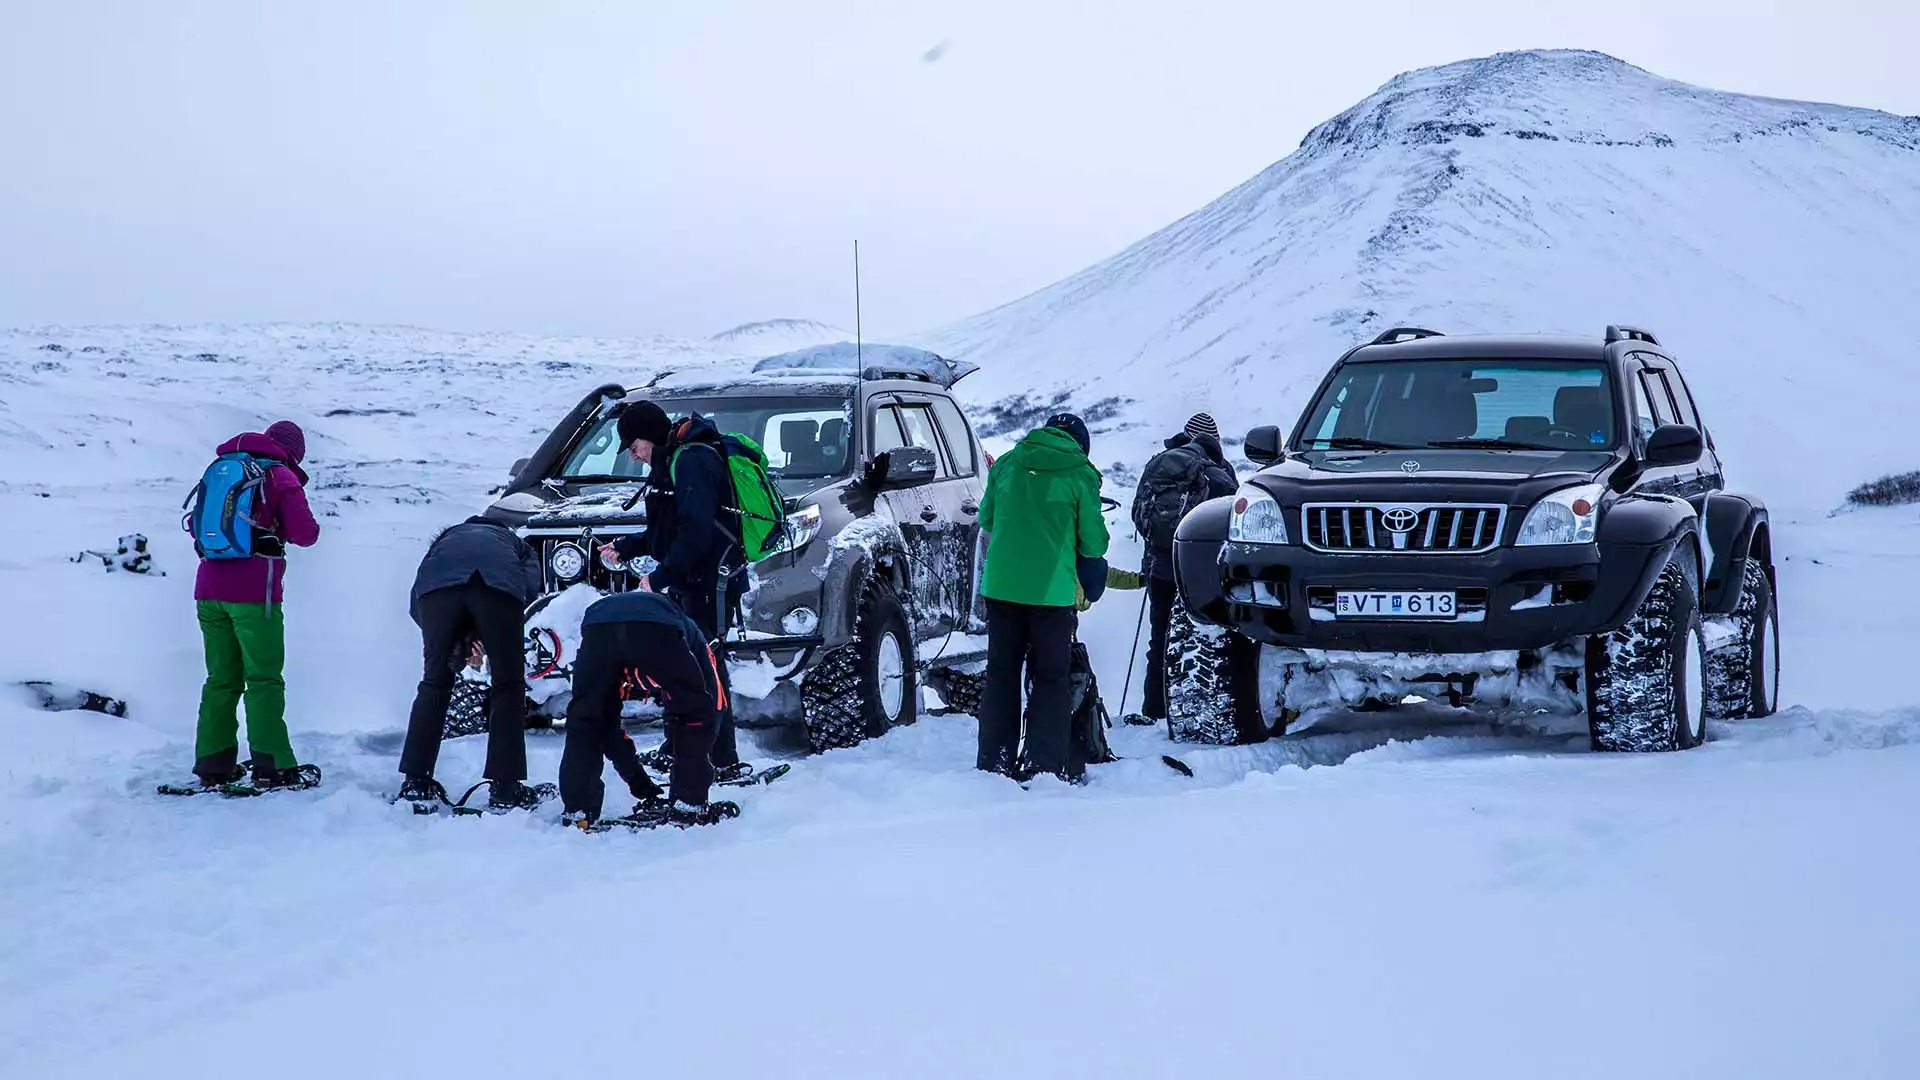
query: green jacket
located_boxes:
[978,426,1110,607]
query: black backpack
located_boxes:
[1067,640,1115,770]
[1131,444,1210,550]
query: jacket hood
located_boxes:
[219,432,310,484]
[1011,425,1097,473]
[670,413,722,449]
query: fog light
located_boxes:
[782,606,820,635]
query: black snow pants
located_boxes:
[979,598,1077,777]
[399,577,528,782]
[659,574,741,769]
[1142,574,1179,721]
[559,620,720,819]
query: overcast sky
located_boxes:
[3,1,1913,340]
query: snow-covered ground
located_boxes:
[7,48,1920,1080]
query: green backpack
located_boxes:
[671,432,788,563]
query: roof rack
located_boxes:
[1605,324,1660,346]
[1368,326,1444,345]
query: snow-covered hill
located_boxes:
[710,317,851,353]
[928,49,1920,512]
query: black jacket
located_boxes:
[611,414,740,594]
[1142,433,1236,581]
[410,517,542,623]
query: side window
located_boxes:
[1657,363,1702,430]
[1629,373,1662,444]
[897,404,953,478]
[929,396,977,477]
[871,404,907,456]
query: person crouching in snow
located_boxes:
[976,412,1110,782]
[558,590,738,828]
[190,421,320,788]
[396,516,546,811]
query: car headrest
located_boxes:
[1553,386,1608,437]
[1504,415,1552,442]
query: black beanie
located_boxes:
[617,400,672,447]
[1045,412,1090,455]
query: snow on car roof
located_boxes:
[751,341,978,388]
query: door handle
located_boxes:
[920,506,939,522]
[960,500,979,515]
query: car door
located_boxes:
[926,393,987,631]
[893,395,975,636]
[1646,356,1723,496]
[868,397,954,636]
[1626,354,1694,499]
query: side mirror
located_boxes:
[1643,424,1703,468]
[509,457,531,480]
[866,446,939,488]
[1244,425,1284,466]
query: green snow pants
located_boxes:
[194,601,296,778]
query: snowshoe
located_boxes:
[392,776,452,815]
[668,799,740,827]
[484,780,558,813]
[637,746,673,773]
[579,798,739,833]
[711,761,753,785]
[715,761,790,788]
[1120,712,1159,727]
[159,763,320,798]
[251,764,323,792]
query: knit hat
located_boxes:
[1045,412,1090,455]
[1184,413,1220,442]
[265,420,306,464]
[617,400,672,448]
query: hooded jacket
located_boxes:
[193,432,320,605]
[978,425,1110,607]
[611,413,739,595]
[409,517,543,624]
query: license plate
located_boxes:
[1334,590,1457,618]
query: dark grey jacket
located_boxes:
[409,517,542,624]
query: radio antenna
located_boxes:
[853,239,864,372]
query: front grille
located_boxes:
[522,528,647,594]
[1302,503,1505,554]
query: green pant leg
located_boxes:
[229,603,294,770]
[195,601,244,772]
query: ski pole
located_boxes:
[1117,588,1148,718]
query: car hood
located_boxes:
[485,475,846,529]
[1252,449,1613,505]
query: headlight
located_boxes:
[548,542,588,581]
[765,504,823,556]
[598,544,627,573]
[1228,485,1289,545]
[1516,483,1604,546]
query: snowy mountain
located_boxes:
[710,317,851,353]
[928,50,1920,511]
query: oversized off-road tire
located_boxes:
[1166,606,1238,744]
[1586,560,1708,752]
[1705,558,1779,721]
[443,676,490,740]
[925,666,986,716]
[800,579,917,752]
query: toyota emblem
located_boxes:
[1400,459,1421,475]
[1382,507,1420,533]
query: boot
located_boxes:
[665,799,740,827]
[396,776,450,805]
[638,746,673,773]
[487,779,555,811]
[711,761,754,785]
[255,764,322,790]
[1121,712,1159,726]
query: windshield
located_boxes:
[1296,359,1616,451]
[557,395,854,492]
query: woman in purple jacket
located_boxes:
[192,421,322,787]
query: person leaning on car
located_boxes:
[596,399,743,774]
[976,412,1111,782]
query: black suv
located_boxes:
[479,343,990,752]
[1175,325,1780,751]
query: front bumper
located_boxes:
[1189,539,1664,653]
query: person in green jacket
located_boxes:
[976,412,1110,781]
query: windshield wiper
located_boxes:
[1308,437,1418,451]
[559,474,644,483]
[1423,438,1545,451]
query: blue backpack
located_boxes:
[182,453,272,559]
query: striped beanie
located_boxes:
[1184,413,1220,441]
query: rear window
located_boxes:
[1297,359,1616,451]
